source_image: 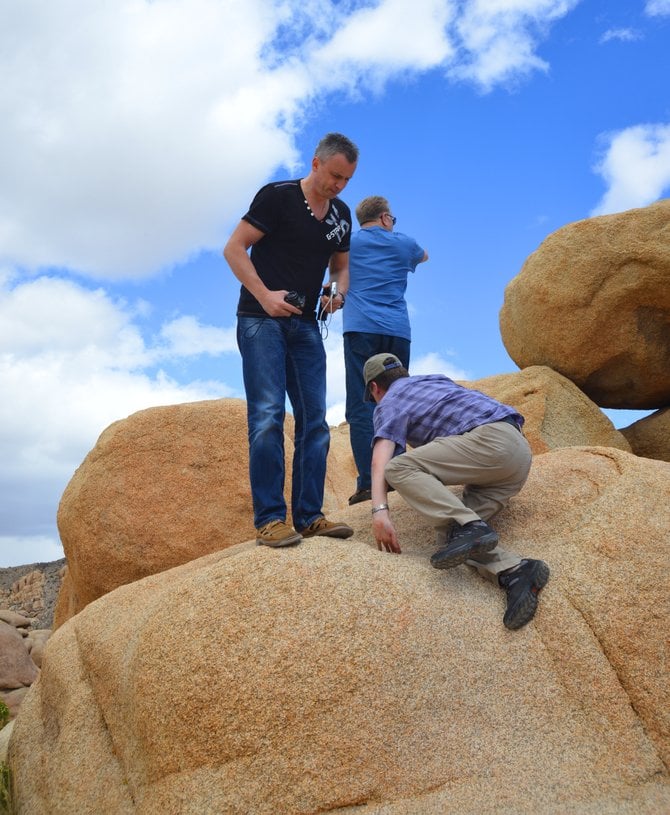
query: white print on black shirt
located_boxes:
[325,202,350,244]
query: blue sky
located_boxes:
[1,0,669,567]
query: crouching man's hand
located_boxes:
[372,509,401,554]
[370,438,401,553]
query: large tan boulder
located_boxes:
[56,399,356,626]
[0,621,38,690]
[326,367,630,498]
[500,199,670,409]
[23,630,51,670]
[55,399,296,624]
[10,447,670,814]
[325,422,359,506]
[463,366,631,454]
[621,407,670,462]
[0,720,14,764]
[0,617,39,720]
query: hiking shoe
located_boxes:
[348,486,395,505]
[499,559,550,630]
[256,520,302,548]
[299,517,354,539]
[430,520,498,570]
[348,488,372,505]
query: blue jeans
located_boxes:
[343,331,410,491]
[237,316,329,530]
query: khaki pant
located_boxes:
[384,421,532,582]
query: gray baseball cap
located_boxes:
[363,353,403,401]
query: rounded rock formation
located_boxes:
[9,447,670,814]
[463,366,630,455]
[500,199,670,409]
[621,407,670,462]
[56,399,293,622]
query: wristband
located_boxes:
[372,503,389,514]
[336,292,345,305]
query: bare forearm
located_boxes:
[223,242,269,304]
[371,446,392,507]
[328,252,349,295]
[319,252,349,314]
[223,221,302,317]
[371,439,400,553]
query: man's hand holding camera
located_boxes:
[283,290,306,314]
[322,290,345,314]
[256,290,303,317]
[319,282,345,321]
[259,285,345,318]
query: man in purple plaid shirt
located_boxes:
[363,352,549,630]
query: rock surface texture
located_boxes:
[55,389,634,628]
[0,610,48,719]
[0,564,61,720]
[55,399,295,623]
[0,561,64,630]
[621,407,670,462]
[9,446,670,814]
[499,199,670,409]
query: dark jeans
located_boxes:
[237,316,329,530]
[343,331,410,491]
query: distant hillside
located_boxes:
[0,558,65,629]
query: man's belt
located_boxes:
[498,415,521,432]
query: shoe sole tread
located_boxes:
[503,561,550,629]
[256,534,302,547]
[301,526,354,539]
[348,490,372,505]
[430,533,499,570]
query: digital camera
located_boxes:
[284,291,306,310]
[319,281,338,321]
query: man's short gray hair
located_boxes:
[355,195,389,226]
[315,132,359,164]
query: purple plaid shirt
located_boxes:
[372,374,524,453]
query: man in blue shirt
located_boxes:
[364,352,550,630]
[343,196,428,506]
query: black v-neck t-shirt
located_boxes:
[237,180,352,319]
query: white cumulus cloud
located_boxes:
[448,0,580,90]
[599,28,642,44]
[159,316,237,357]
[0,0,583,281]
[0,0,303,279]
[411,350,469,380]
[645,0,670,16]
[590,123,670,215]
[0,0,606,565]
[0,274,237,563]
[311,0,455,90]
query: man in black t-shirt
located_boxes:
[224,132,359,547]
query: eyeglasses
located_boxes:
[384,212,397,225]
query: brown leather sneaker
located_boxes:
[256,520,302,547]
[299,517,354,539]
